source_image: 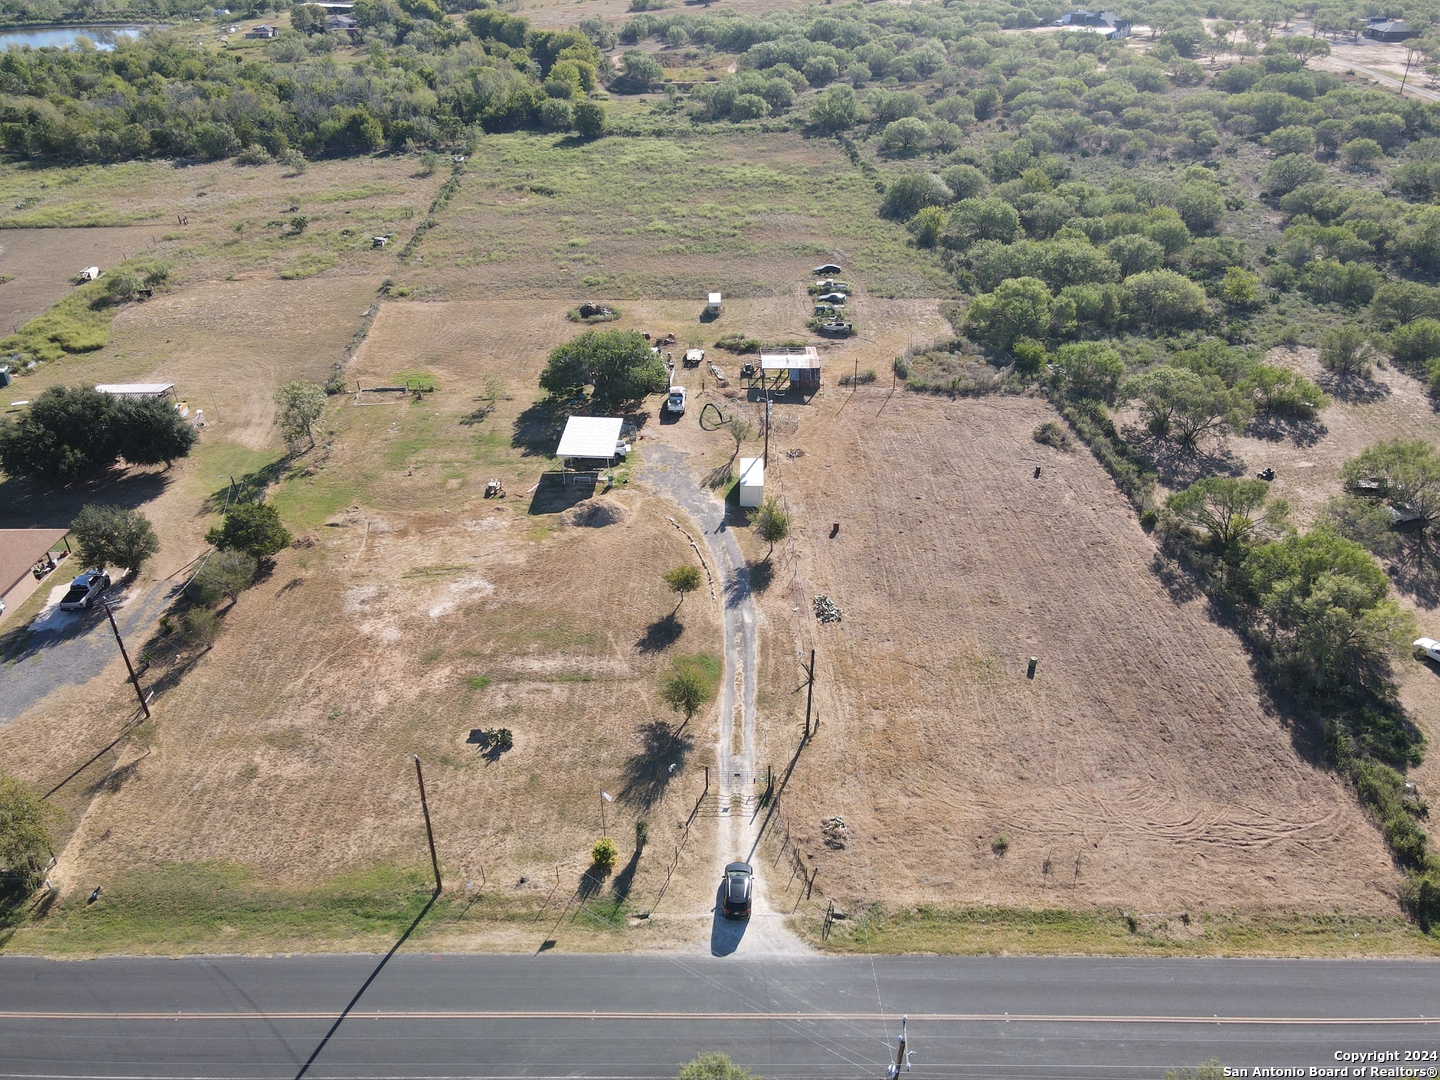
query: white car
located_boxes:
[665,386,686,415]
[1415,638,1440,663]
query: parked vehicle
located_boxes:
[813,263,842,275]
[721,862,753,919]
[816,320,854,337]
[816,292,847,305]
[1415,638,1440,663]
[665,386,687,415]
[683,348,705,367]
[59,569,111,611]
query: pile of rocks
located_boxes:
[813,595,843,623]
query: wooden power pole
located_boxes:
[101,599,149,719]
[413,755,441,892]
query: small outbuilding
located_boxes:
[738,457,764,509]
[96,382,176,400]
[245,23,277,37]
[706,292,723,315]
[1364,19,1415,40]
[556,415,625,479]
[759,346,822,391]
[1053,9,1132,38]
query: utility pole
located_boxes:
[763,388,772,467]
[413,755,441,891]
[885,1016,912,1079]
[803,648,815,739]
[101,598,149,719]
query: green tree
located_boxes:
[205,502,292,560]
[573,100,607,139]
[70,504,160,578]
[0,385,117,484]
[1342,439,1440,535]
[1389,319,1440,369]
[662,564,702,610]
[1319,323,1374,381]
[621,49,662,89]
[1123,366,1251,449]
[1267,126,1314,156]
[882,116,930,155]
[907,205,946,248]
[945,197,1020,247]
[1051,342,1124,403]
[1165,1062,1224,1080]
[1221,266,1261,309]
[1107,234,1164,278]
[678,1054,758,1080]
[1263,153,1325,196]
[290,3,327,33]
[965,276,1053,351]
[1240,364,1328,418]
[1242,527,1413,698]
[1124,269,1210,327]
[660,656,715,722]
[274,380,326,451]
[0,771,62,890]
[1371,281,1440,329]
[1341,138,1382,169]
[809,84,857,131]
[1165,476,1278,550]
[879,173,952,221]
[539,329,667,407]
[115,395,198,468]
[186,549,259,607]
[753,497,790,560]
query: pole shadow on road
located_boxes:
[293,890,439,1080]
[710,885,747,956]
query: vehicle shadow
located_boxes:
[710,883,748,956]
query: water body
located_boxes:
[0,24,152,51]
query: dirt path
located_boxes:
[642,443,809,955]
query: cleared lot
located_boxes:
[756,389,1401,916]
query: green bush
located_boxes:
[591,837,618,867]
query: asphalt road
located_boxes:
[2,954,1438,1079]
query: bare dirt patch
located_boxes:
[0,227,166,329]
[750,388,1401,917]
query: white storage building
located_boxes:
[738,456,764,508]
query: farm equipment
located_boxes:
[684,348,705,367]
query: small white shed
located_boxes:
[738,456,764,508]
[78,266,100,282]
[706,292,723,315]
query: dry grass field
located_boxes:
[398,132,955,301]
[751,388,1404,920]
[1,293,736,954]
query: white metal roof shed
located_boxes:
[707,292,722,306]
[95,383,175,397]
[738,457,764,508]
[556,416,624,459]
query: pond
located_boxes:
[0,25,154,51]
